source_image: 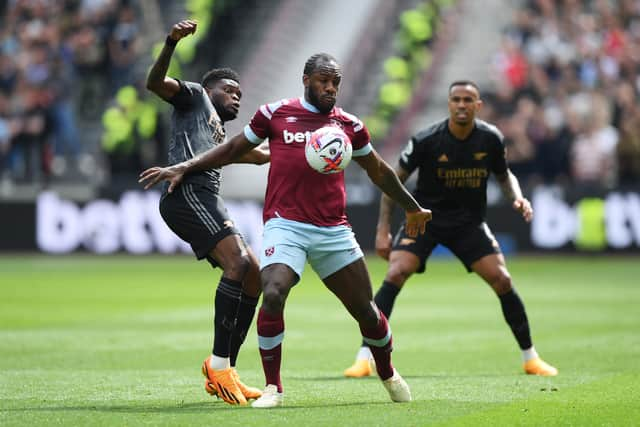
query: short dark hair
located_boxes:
[448,80,480,94]
[201,68,240,88]
[303,53,339,76]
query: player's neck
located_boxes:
[448,121,474,141]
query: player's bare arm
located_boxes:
[138,132,255,192]
[376,165,411,260]
[496,169,533,222]
[354,150,431,237]
[233,142,270,165]
[146,20,197,101]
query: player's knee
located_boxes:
[261,282,288,313]
[385,260,416,285]
[385,267,412,286]
[491,273,513,295]
[224,254,252,281]
[242,262,262,298]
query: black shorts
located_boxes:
[159,183,239,268]
[392,222,501,273]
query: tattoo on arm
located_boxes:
[377,166,409,229]
[498,170,523,202]
[375,166,419,212]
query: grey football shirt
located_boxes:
[167,79,224,193]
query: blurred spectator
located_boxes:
[68,23,109,119]
[569,93,618,190]
[10,85,54,183]
[616,105,640,187]
[499,97,538,182]
[108,4,141,93]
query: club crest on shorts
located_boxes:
[265,246,275,257]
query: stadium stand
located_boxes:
[0,0,149,199]
[1,0,638,202]
[509,0,637,192]
[475,0,639,194]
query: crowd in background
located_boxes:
[483,0,640,194]
[0,0,142,185]
[1,0,639,196]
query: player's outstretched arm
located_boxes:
[495,169,533,222]
[355,150,431,237]
[139,132,256,193]
[146,19,197,101]
[233,142,270,165]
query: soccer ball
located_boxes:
[305,126,352,174]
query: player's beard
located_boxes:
[453,117,471,126]
[215,101,237,122]
[452,110,473,126]
[308,86,335,114]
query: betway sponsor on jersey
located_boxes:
[283,130,313,144]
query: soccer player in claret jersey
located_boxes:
[139,52,432,408]
[143,20,270,406]
[343,80,558,378]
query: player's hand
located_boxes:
[375,228,393,260]
[513,197,533,222]
[138,165,185,193]
[404,207,432,237]
[169,20,197,42]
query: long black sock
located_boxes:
[361,281,401,347]
[499,288,532,350]
[212,277,242,358]
[229,292,259,367]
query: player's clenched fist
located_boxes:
[169,19,197,41]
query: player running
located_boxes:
[144,20,269,406]
[343,80,558,378]
[140,52,432,408]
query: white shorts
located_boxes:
[260,217,364,280]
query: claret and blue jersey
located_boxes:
[244,97,372,227]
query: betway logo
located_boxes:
[36,191,264,254]
[283,130,313,144]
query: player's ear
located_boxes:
[302,74,310,88]
[476,99,483,111]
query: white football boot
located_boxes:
[251,384,284,408]
[382,369,412,402]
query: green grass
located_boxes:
[1,254,639,426]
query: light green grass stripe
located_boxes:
[434,373,640,426]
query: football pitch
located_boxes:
[1,254,638,426]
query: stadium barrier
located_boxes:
[0,186,638,254]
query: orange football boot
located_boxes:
[201,357,247,405]
[523,357,558,376]
[231,368,262,400]
[343,358,375,378]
